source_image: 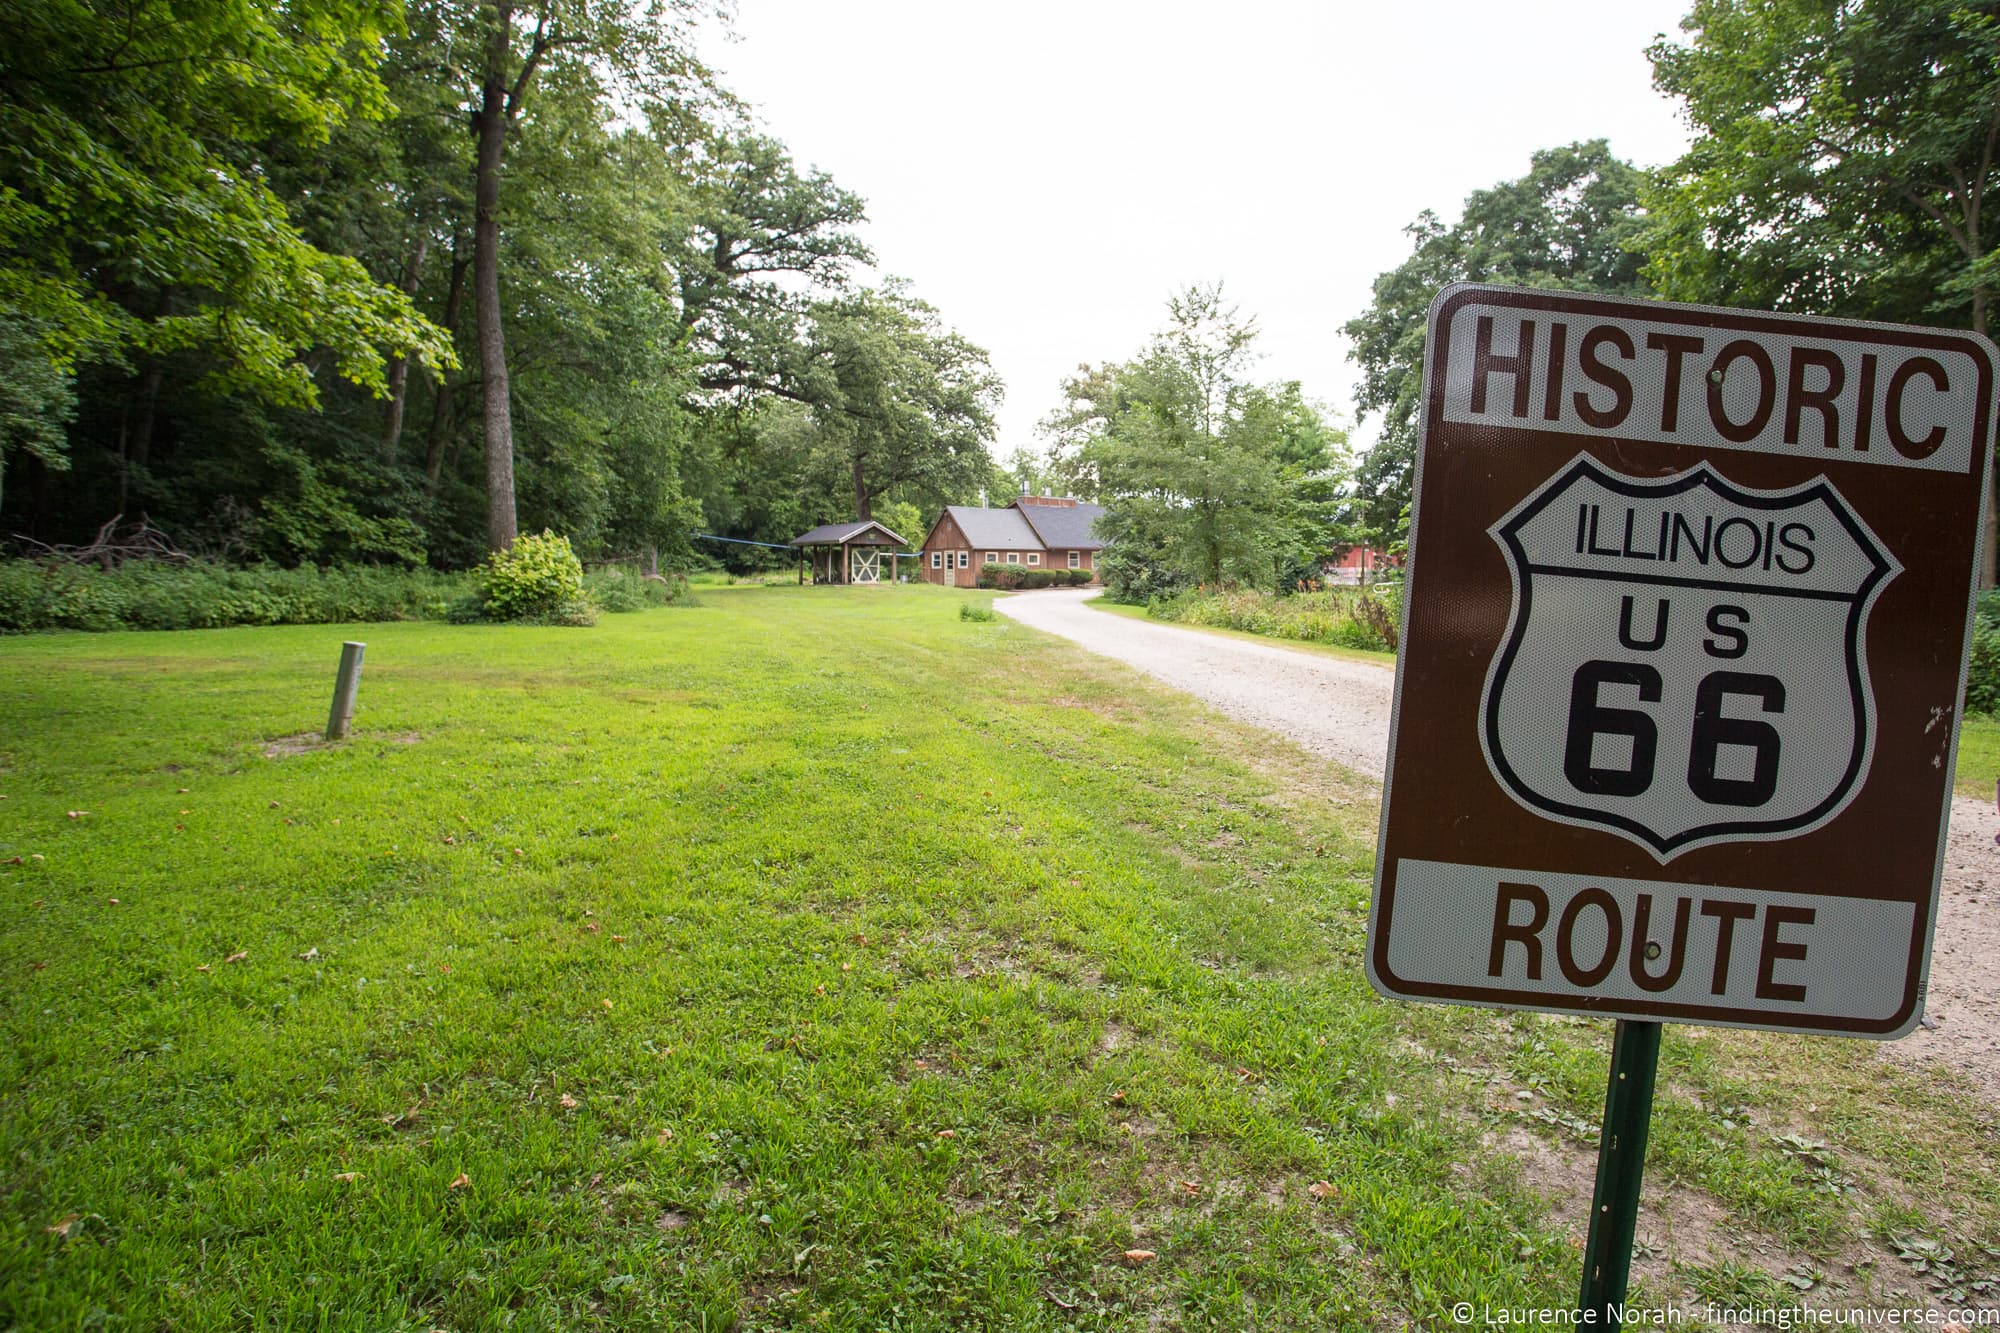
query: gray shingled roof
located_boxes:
[1016,502,1109,550]
[789,519,909,547]
[942,505,1041,550]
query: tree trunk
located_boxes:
[131,364,161,474]
[424,249,471,494]
[382,235,430,465]
[852,453,870,519]
[473,36,518,552]
[114,364,162,514]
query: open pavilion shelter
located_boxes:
[789,520,912,585]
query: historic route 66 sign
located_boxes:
[1483,457,1899,859]
[1368,286,1994,1037]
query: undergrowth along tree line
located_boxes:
[0,540,689,633]
[1143,586,1401,656]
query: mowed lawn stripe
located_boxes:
[0,586,1994,1328]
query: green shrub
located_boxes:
[583,567,694,612]
[959,601,997,622]
[533,598,599,627]
[1099,542,1187,604]
[478,531,586,622]
[0,560,467,633]
[1968,623,2000,715]
[1954,590,2000,714]
[976,563,1094,590]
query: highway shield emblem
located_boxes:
[1480,455,1900,859]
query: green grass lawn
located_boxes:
[2,586,1996,1328]
[1955,715,2000,799]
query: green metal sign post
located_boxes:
[1368,287,1993,1326]
[1577,1020,1662,1325]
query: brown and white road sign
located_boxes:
[1367,284,1997,1037]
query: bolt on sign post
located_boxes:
[1368,285,1995,1322]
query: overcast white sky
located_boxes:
[702,1,1696,459]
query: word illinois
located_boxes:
[1574,503,1817,576]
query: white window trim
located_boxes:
[1067,550,1081,569]
[957,550,969,568]
[930,551,942,569]
[1006,552,1020,564]
[1027,552,1041,566]
[985,552,998,564]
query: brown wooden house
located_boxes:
[916,493,1108,587]
[789,519,910,584]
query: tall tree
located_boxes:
[800,286,1001,521]
[1072,285,1346,596]
[670,130,872,403]
[1646,0,2000,581]
[1342,141,1649,546]
[453,0,712,551]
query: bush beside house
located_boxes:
[977,565,1094,590]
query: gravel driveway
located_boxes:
[995,589,1394,778]
[998,588,2000,1101]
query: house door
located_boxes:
[851,548,882,585]
[941,561,955,588]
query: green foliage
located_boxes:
[1645,0,2000,333]
[1967,628,2000,716]
[2,6,997,576]
[976,564,1093,590]
[1055,285,1348,595]
[583,568,692,612]
[1343,141,1650,542]
[0,559,465,632]
[1646,0,2000,587]
[475,531,587,623]
[801,285,1003,519]
[672,130,873,402]
[0,0,452,413]
[1098,530,1191,604]
[1964,590,2000,715]
[248,442,430,565]
[0,315,75,511]
[871,499,924,548]
[1149,586,1399,654]
[957,599,997,622]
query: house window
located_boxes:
[985,553,998,564]
[931,551,942,569]
[1027,552,1040,566]
[1067,550,1081,569]
[957,551,969,568]
[1006,553,1020,565]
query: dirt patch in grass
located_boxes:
[1486,1113,1976,1312]
[263,729,421,758]
[1046,692,1131,718]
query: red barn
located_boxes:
[1327,546,1397,585]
